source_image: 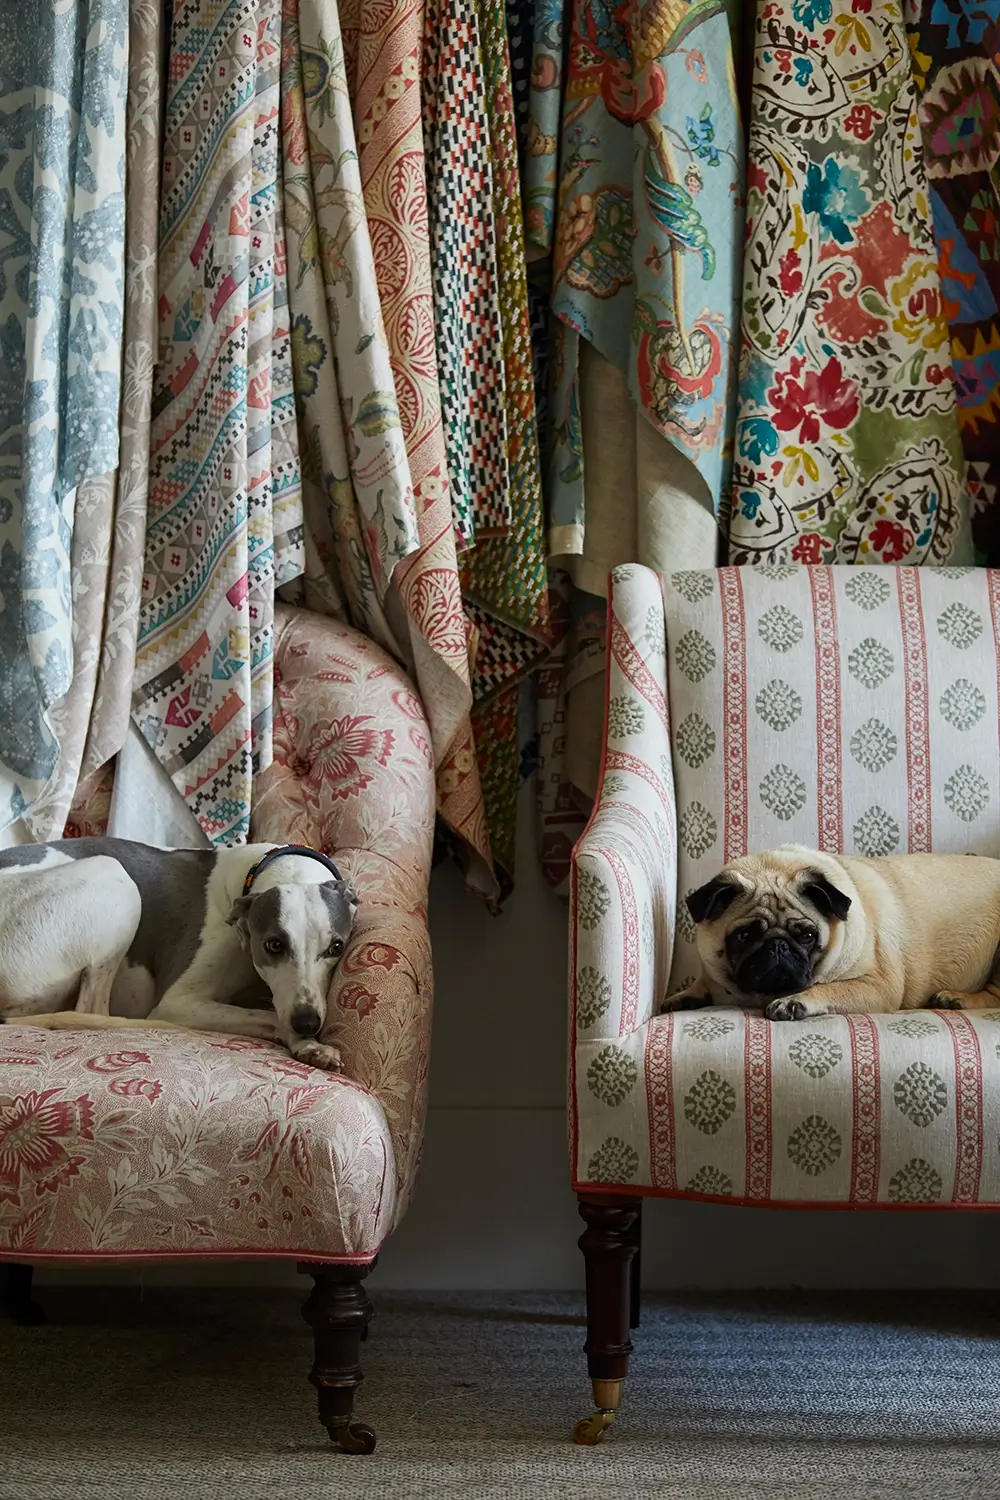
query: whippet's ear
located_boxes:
[226,895,253,926]
[336,878,359,913]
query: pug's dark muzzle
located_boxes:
[735,935,813,998]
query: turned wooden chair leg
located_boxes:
[629,1200,642,1330]
[574,1194,641,1445]
[299,1261,376,1454]
[2,1263,44,1326]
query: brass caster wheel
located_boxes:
[573,1410,615,1446]
[328,1420,377,1454]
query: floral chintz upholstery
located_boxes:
[572,564,1000,1207]
[0,604,435,1263]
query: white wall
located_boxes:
[37,782,1000,1292]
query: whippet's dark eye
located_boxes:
[326,938,344,959]
[264,938,285,957]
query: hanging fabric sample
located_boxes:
[340,0,496,893]
[909,0,1000,563]
[728,0,973,564]
[133,0,307,844]
[0,1,129,833]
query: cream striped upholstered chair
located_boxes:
[570,563,1000,1442]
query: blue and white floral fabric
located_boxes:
[0,0,128,826]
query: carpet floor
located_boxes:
[3,1289,1000,1499]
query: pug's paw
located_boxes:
[924,992,965,1011]
[765,997,825,1022]
[289,1039,343,1072]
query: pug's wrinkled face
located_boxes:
[687,855,852,1003]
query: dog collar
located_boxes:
[241,844,343,897]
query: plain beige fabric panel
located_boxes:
[556,343,719,805]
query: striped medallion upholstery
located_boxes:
[571,564,1000,1207]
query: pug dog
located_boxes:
[661,844,1000,1021]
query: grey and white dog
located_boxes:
[0,840,357,1072]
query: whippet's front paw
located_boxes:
[236,1010,281,1041]
[290,1039,342,1073]
[765,996,826,1022]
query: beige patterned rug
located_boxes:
[3,1289,1000,1499]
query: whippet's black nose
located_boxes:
[291,1007,322,1037]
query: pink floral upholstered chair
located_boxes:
[571,563,1000,1443]
[0,604,434,1455]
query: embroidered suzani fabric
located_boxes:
[910,0,1000,563]
[571,563,1000,1204]
[549,0,743,555]
[729,0,973,565]
[134,0,305,845]
[0,0,128,830]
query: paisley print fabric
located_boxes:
[339,0,496,894]
[729,0,973,565]
[910,0,1000,563]
[0,0,128,829]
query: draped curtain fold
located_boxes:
[0,0,131,838]
[1,0,996,908]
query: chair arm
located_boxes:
[325,904,433,1222]
[252,605,436,1224]
[570,565,678,1041]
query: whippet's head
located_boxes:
[227,877,358,1041]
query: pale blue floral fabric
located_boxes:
[0,0,128,824]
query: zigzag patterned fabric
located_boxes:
[133,0,304,844]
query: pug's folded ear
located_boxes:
[801,872,851,921]
[687,876,740,925]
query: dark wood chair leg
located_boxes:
[629,1199,642,1330]
[573,1194,641,1445]
[298,1262,376,1454]
[2,1263,44,1326]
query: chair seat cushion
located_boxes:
[575,1008,1000,1206]
[0,1027,395,1262]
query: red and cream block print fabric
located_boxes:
[2,606,435,1260]
[0,1029,395,1261]
[571,563,1000,1206]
